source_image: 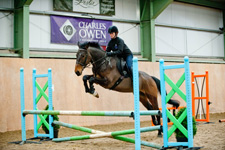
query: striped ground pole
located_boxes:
[52,125,160,141]
[22,110,160,116]
[52,121,162,149]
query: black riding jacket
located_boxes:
[106,37,132,59]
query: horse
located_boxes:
[74,42,180,137]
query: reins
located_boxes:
[91,55,107,66]
[91,54,109,74]
[77,48,109,71]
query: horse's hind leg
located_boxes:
[140,92,155,122]
[145,93,162,137]
[168,99,180,108]
[140,92,162,137]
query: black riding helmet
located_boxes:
[108,26,118,33]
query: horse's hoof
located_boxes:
[95,94,99,98]
[92,91,99,98]
[157,134,163,138]
[153,120,158,125]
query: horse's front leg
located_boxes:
[89,76,108,98]
[83,75,93,93]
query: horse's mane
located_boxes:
[79,42,104,51]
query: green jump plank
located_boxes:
[165,73,185,103]
[37,114,48,130]
[35,81,49,103]
[167,109,188,138]
[36,108,50,130]
[164,74,186,102]
[35,81,48,104]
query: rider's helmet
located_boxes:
[108,26,119,34]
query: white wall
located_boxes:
[113,22,140,53]
[0,12,14,48]
[0,0,14,48]
[114,0,139,21]
[155,2,224,57]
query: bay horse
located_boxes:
[74,42,180,136]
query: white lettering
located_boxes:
[78,27,107,40]
[78,22,85,28]
[78,21,107,30]
[101,30,106,39]
[95,30,101,38]
[86,30,95,38]
[79,29,86,38]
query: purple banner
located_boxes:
[51,15,112,46]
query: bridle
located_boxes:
[76,49,90,68]
[77,48,108,71]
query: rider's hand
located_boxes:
[106,52,114,57]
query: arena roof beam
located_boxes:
[14,0,33,59]
[175,0,225,10]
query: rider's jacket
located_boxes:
[106,37,132,59]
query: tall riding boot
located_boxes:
[129,67,133,81]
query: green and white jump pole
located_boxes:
[52,122,159,141]
[52,121,162,149]
[22,110,160,116]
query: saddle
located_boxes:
[116,58,130,78]
[110,58,131,90]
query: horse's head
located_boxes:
[75,41,106,76]
[75,42,92,76]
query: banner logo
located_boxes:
[60,19,76,41]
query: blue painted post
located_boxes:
[160,57,193,148]
[133,57,141,150]
[20,68,26,143]
[48,68,54,139]
[32,69,38,138]
[20,68,54,141]
[184,57,193,148]
[159,59,168,148]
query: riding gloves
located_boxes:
[106,52,114,57]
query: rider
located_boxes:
[106,26,133,79]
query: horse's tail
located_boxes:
[151,76,180,108]
[151,76,161,94]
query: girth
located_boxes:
[109,76,124,90]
